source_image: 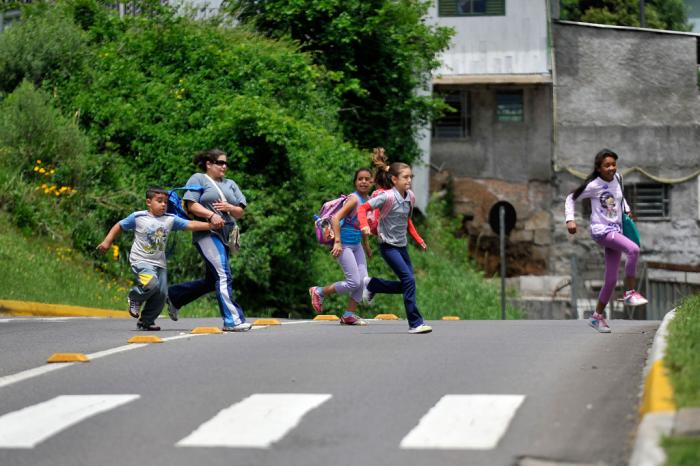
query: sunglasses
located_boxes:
[212,160,228,166]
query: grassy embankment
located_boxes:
[662,295,700,466]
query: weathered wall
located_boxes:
[551,22,700,273]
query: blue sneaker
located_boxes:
[589,313,611,333]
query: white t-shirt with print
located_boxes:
[565,176,630,240]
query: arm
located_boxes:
[212,202,245,219]
[407,219,427,251]
[358,202,372,235]
[564,193,577,234]
[329,196,358,257]
[185,220,220,232]
[97,223,122,252]
[186,200,224,229]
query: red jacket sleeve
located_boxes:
[407,218,424,246]
[358,202,372,230]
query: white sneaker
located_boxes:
[362,276,375,305]
[589,313,611,333]
[223,322,252,332]
[621,290,648,307]
[408,324,432,334]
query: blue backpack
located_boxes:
[165,185,204,256]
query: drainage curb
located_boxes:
[628,309,676,466]
[0,299,128,319]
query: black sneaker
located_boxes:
[127,297,141,318]
[136,321,161,331]
[166,296,179,321]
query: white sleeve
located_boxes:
[564,193,576,223]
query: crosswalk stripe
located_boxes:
[399,394,525,450]
[177,393,332,448]
[0,395,139,448]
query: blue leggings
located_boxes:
[367,244,424,328]
[168,234,246,327]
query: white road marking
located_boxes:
[399,394,525,450]
[0,394,139,448]
[177,393,332,448]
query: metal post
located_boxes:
[500,206,506,320]
[570,255,578,319]
[640,0,646,28]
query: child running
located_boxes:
[97,187,216,331]
[565,148,648,333]
[309,168,373,325]
[357,155,432,334]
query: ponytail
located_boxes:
[571,148,619,200]
[371,147,411,189]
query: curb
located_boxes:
[0,299,129,319]
[629,309,676,466]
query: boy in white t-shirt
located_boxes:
[97,187,216,330]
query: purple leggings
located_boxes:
[334,243,368,304]
[595,231,640,305]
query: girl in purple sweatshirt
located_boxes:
[565,149,648,333]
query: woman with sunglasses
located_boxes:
[167,149,252,332]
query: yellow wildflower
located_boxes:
[111,245,119,261]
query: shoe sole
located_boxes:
[408,327,433,334]
[308,287,323,313]
[589,322,611,333]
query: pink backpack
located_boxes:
[313,194,349,245]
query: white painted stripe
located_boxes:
[177,393,331,448]
[400,394,525,450]
[0,364,74,389]
[0,395,139,448]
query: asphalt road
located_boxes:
[0,316,658,466]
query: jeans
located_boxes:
[367,243,424,328]
[129,262,168,326]
[168,234,246,327]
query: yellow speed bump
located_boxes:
[191,327,223,334]
[441,316,460,320]
[375,314,399,320]
[313,315,339,321]
[47,353,89,363]
[128,335,163,344]
[253,319,281,326]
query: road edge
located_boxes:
[628,309,676,466]
[0,299,129,319]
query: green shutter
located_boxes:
[438,0,505,17]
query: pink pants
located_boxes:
[595,231,640,305]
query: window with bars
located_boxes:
[624,183,670,219]
[438,0,505,17]
[496,90,524,122]
[433,90,471,139]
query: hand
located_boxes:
[419,242,427,252]
[566,220,577,234]
[361,226,371,235]
[331,242,342,257]
[96,241,111,253]
[212,201,232,213]
[209,213,225,228]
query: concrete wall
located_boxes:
[427,0,550,75]
[551,21,700,274]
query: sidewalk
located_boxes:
[0,299,129,319]
[629,309,700,466]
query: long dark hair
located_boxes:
[193,149,225,171]
[571,148,619,200]
[371,147,410,189]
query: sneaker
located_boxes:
[339,313,368,326]
[166,296,179,321]
[308,287,324,313]
[136,321,161,331]
[362,277,375,305]
[589,313,611,333]
[222,322,252,332]
[127,297,141,319]
[408,324,433,334]
[620,290,649,307]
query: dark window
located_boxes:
[496,90,524,122]
[624,183,670,219]
[433,90,471,138]
[438,0,505,17]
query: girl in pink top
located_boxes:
[565,149,648,333]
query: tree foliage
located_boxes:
[560,0,691,31]
[226,0,453,163]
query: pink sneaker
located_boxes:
[589,312,611,333]
[620,290,648,307]
[339,313,368,326]
[308,287,324,313]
